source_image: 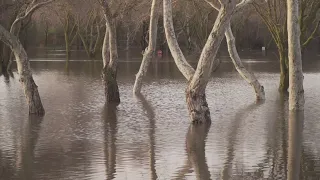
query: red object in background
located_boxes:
[157,50,163,57]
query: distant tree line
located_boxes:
[2,0,318,63]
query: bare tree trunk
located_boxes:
[102,27,109,67]
[102,4,120,104]
[225,24,265,100]
[6,22,20,72]
[5,0,55,72]
[0,24,45,115]
[126,27,130,51]
[164,0,236,123]
[163,0,195,81]
[78,31,91,58]
[287,0,304,110]
[89,23,94,54]
[206,0,263,100]
[186,2,236,123]
[64,31,70,61]
[45,26,48,46]
[279,49,289,92]
[133,0,161,94]
[92,24,101,58]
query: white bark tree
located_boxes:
[100,0,145,103]
[0,24,45,115]
[287,0,304,110]
[225,24,265,100]
[163,0,195,81]
[101,0,120,104]
[133,0,161,94]
[6,0,55,71]
[164,0,237,123]
[206,0,265,100]
[10,0,55,33]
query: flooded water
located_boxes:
[1,50,320,179]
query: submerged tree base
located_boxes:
[102,66,120,105]
[279,71,289,92]
[22,76,45,115]
[186,87,211,124]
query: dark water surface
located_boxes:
[1,52,320,179]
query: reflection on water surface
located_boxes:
[1,53,320,179]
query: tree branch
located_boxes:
[302,20,320,48]
[10,0,55,33]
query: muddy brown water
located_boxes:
[1,51,320,179]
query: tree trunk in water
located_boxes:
[287,0,304,110]
[0,24,45,115]
[102,5,120,104]
[279,50,289,92]
[225,24,265,100]
[164,0,236,123]
[64,32,70,61]
[103,65,120,104]
[186,2,236,124]
[133,0,160,94]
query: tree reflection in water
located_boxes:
[172,124,211,180]
[102,104,117,180]
[221,101,265,179]
[0,115,43,179]
[135,93,158,180]
[287,110,304,180]
[19,115,44,179]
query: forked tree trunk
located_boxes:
[5,0,55,72]
[206,0,264,100]
[287,0,304,110]
[0,24,45,115]
[102,4,120,104]
[80,23,101,59]
[164,0,236,123]
[186,2,236,123]
[133,0,161,94]
[225,24,265,100]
